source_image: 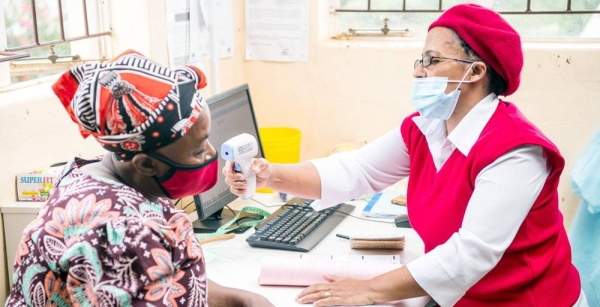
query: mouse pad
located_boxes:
[193,212,265,234]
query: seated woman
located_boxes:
[5,50,274,307]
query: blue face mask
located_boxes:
[410,63,474,120]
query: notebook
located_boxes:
[258,253,402,286]
[362,192,407,219]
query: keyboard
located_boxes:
[246,197,355,252]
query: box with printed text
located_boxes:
[16,166,64,201]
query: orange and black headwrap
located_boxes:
[52,50,208,161]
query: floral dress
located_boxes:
[5,157,207,307]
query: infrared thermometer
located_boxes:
[221,133,258,199]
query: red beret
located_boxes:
[429,4,523,96]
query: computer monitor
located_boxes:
[186,84,265,233]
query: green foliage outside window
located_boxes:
[3,0,72,82]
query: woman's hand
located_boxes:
[237,291,275,307]
[296,275,376,306]
[207,279,275,307]
[223,158,272,196]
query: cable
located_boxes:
[174,198,195,211]
[250,197,394,225]
[282,203,395,224]
[224,205,237,217]
[182,200,195,211]
[235,215,265,223]
[335,210,395,224]
[249,197,284,208]
[222,205,264,228]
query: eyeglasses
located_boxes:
[414,55,477,70]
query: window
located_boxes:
[332,0,600,40]
[1,0,112,88]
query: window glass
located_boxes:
[573,0,600,10]
[504,14,599,38]
[491,0,528,12]
[5,0,37,48]
[339,12,438,37]
[340,0,368,10]
[2,0,109,86]
[371,0,404,10]
[63,0,86,38]
[405,0,441,10]
[530,0,568,12]
[4,0,72,83]
[35,0,61,42]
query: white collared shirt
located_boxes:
[310,94,586,306]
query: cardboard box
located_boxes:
[16,167,63,201]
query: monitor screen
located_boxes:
[184,84,265,232]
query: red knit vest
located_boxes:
[401,101,581,306]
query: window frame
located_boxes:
[0,0,112,88]
[331,0,600,41]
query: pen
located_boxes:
[197,233,236,245]
[336,233,350,240]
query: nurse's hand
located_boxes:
[223,158,272,196]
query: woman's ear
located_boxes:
[470,62,487,82]
[131,153,158,176]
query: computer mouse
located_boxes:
[394,214,412,228]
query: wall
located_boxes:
[0,0,598,302]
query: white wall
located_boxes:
[0,0,598,302]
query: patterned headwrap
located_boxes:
[52,50,208,161]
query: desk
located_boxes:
[0,201,44,286]
[2,195,430,306]
[195,193,431,307]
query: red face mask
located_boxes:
[148,152,219,199]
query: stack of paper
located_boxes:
[258,253,402,286]
[362,192,407,219]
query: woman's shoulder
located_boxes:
[481,101,560,153]
[44,156,186,249]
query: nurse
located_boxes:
[224,4,586,306]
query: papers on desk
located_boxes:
[258,253,402,286]
[362,192,407,219]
